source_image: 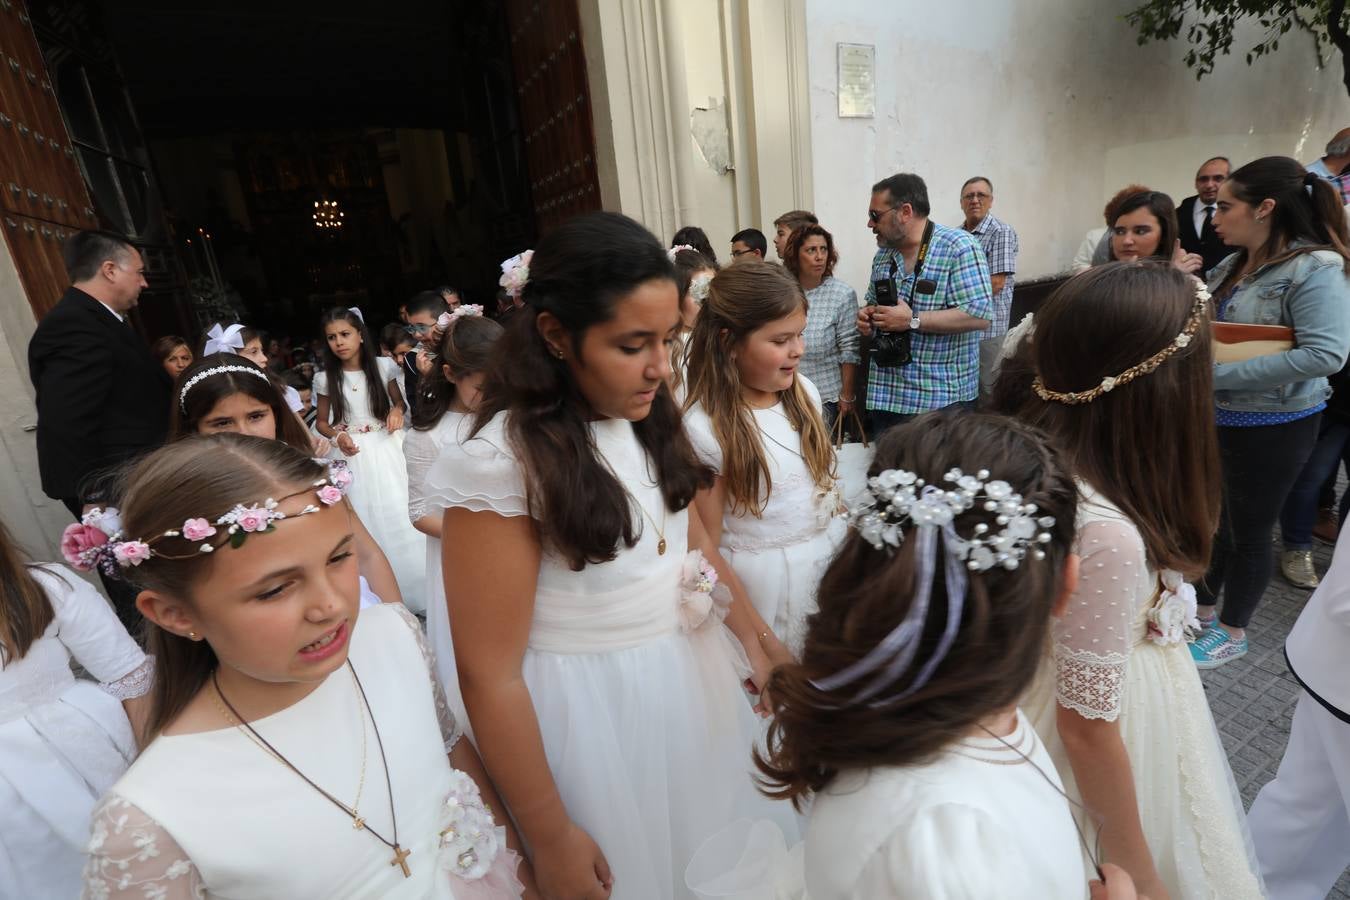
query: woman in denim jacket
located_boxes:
[1191,156,1350,668]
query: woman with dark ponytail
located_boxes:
[426,212,795,899]
[1191,156,1350,668]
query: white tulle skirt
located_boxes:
[1024,640,1265,899]
[334,429,426,612]
[521,571,799,900]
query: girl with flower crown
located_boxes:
[0,516,150,898]
[404,308,504,733]
[81,434,531,898]
[993,261,1263,899]
[314,307,427,612]
[426,213,797,900]
[691,410,1118,899]
[682,259,844,657]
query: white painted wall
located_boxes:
[805,0,1350,297]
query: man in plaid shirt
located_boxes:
[959,176,1019,337]
[856,173,993,434]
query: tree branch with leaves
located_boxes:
[1125,0,1350,98]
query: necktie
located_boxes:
[1201,205,1215,239]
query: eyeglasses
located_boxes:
[961,192,991,202]
[406,323,433,335]
[730,248,756,257]
[868,206,899,223]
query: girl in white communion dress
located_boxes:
[81,434,529,899]
[429,213,797,900]
[690,411,1113,900]
[682,259,844,657]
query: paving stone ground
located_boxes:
[1199,535,1350,897]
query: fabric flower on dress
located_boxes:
[437,770,504,881]
[678,551,732,633]
[1146,569,1200,645]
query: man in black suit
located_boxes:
[1177,156,1231,277]
[29,230,170,632]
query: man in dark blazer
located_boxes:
[29,230,170,632]
[1177,156,1232,277]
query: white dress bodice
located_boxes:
[85,604,471,900]
[313,357,400,430]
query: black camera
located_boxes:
[870,278,936,368]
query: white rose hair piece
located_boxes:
[667,243,696,262]
[813,467,1055,705]
[498,250,533,298]
[435,304,485,330]
[59,459,354,572]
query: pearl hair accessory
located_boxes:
[849,467,1055,571]
[815,467,1055,706]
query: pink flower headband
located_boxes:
[435,304,485,329]
[499,250,533,298]
[61,460,354,574]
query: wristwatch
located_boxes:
[909,313,921,331]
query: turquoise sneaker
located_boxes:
[1193,607,1219,636]
[1189,627,1248,669]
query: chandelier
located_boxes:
[313,199,345,230]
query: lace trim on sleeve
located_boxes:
[1054,644,1127,722]
[99,654,155,701]
[84,795,205,900]
[390,604,463,753]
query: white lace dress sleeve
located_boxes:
[84,795,205,899]
[312,370,330,397]
[390,604,463,752]
[37,566,150,697]
[403,426,438,524]
[1052,516,1147,721]
[423,412,530,518]
[851,804,1043,899]
[682,404,723,472]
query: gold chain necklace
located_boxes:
[212,662,412,877]
[598,441,669,555]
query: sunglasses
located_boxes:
[868,206,900,223]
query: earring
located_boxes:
[554,348,565,359]
[187,631,197,640]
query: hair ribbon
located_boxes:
[204,323,245,356]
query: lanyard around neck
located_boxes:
[887,220,936,305]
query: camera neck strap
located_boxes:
[887,219,936,307]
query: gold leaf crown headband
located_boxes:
[1032,281,1209,405]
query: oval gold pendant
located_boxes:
[658,538,667,555]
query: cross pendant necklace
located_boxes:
[213,663,412,878]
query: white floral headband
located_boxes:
[179,364,271,412]
[814,467,1055,705]
[668,244,695,262]
[436,304,485,329]
[499,250,533,298]
[61,460,354,574]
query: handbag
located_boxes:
[1212,322,1295,364]
[831,407,874,508]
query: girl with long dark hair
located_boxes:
[314,307,426,611]
[1193,156,1350,667]
[427,212,795,899]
